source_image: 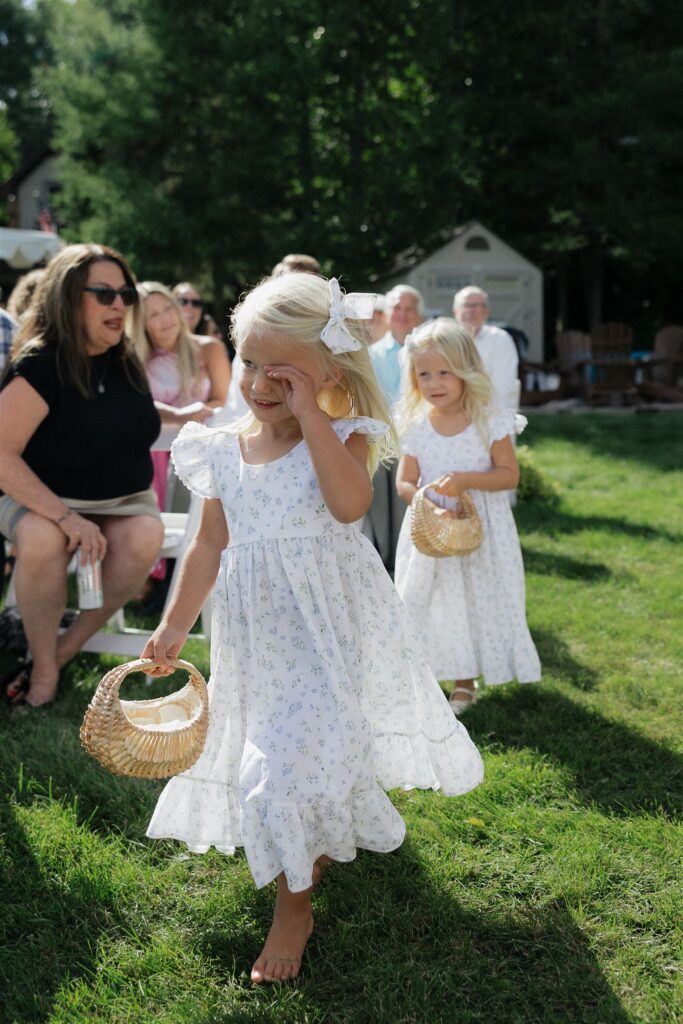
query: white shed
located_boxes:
[377,221,544,361]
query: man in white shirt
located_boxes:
[366,285,423,573]
[453,286,519,410]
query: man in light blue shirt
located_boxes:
[366,285,423,572]
[0,308,18,375]
[369,285,423,408]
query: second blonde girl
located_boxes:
[395,318,541,714]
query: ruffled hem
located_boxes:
[146,775,407,892]
[146,775,242,855]
[373,723,484,796]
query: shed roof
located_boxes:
[374,221,539,281]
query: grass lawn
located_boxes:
[1,412,681,1024]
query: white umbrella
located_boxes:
[0,228,62,269]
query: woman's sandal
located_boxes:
[448,683,479,716]
[3,660,33,706]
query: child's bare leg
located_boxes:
[251,873,315,984]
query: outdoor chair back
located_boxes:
[637,325,683,402]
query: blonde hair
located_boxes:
[132,282,201,402]
[9,243,145,398]
[398,318,493,444]
[230,272,397,474]
[7,269,46,322]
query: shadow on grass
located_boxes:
[531,628,599,691]
[196,842,632,1024]
[0,656,164,840]
[525,411,683,473]
[0,798,125,1024]
[522,546,614,582]
[469,686,682,818]
[516,504,681,545]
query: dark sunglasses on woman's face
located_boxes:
[83,286,138,306]
[178,297,203,308]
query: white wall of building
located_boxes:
[16,155,60,231]
[381,222,544,361]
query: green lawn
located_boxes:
[1,413,682,1024]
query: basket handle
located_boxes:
[421,483,476,520]
[100,657,206,699]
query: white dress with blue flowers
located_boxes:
[147,416,484,892]
[394,411,541,685]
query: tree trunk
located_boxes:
[581,246,603,329]
[555,259,568,333]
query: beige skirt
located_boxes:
[0,488,161,544]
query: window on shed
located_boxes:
[465,235,490,251]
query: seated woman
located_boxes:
[132,281,230,515]
[0,243,165,707]
[172,281,223,342]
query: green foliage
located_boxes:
[5,0,683,323]
[0,109,18,202]
[517,444,562,507]
[0,0,53,165]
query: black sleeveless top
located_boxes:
[1,342,161,500]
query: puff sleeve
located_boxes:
[489,410,528,444]
[170,422,220,499]
[330,416,390,443]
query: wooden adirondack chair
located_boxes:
[582,324,637,406]
[636,326,683,403]
[520,331,591,404]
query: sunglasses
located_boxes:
[178,297,203,309]
[83,286,137,307]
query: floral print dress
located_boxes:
[147,416,484,892]
[394,411,541,685]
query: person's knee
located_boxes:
[15,513,69,566]
[107,516,164,563]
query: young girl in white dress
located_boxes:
[142,276,484,985]
[394,318,541,715]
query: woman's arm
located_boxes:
[197,336,231,409]
[437,435,519,496]
[396,454,420,504]
[142,497,228,672]
[0,378,107,559]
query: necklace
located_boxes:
[91,352,111,395]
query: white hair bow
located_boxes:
[320,278,376,354]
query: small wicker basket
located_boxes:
[410,484,483,558]
[80,657,209,779]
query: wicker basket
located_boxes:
[410,484,483,558]
[80,657,209,779]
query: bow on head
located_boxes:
[320,278,377,354]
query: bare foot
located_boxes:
[311,855,333,889]
[251,877,314,984]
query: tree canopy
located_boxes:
[2,0,683,331]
